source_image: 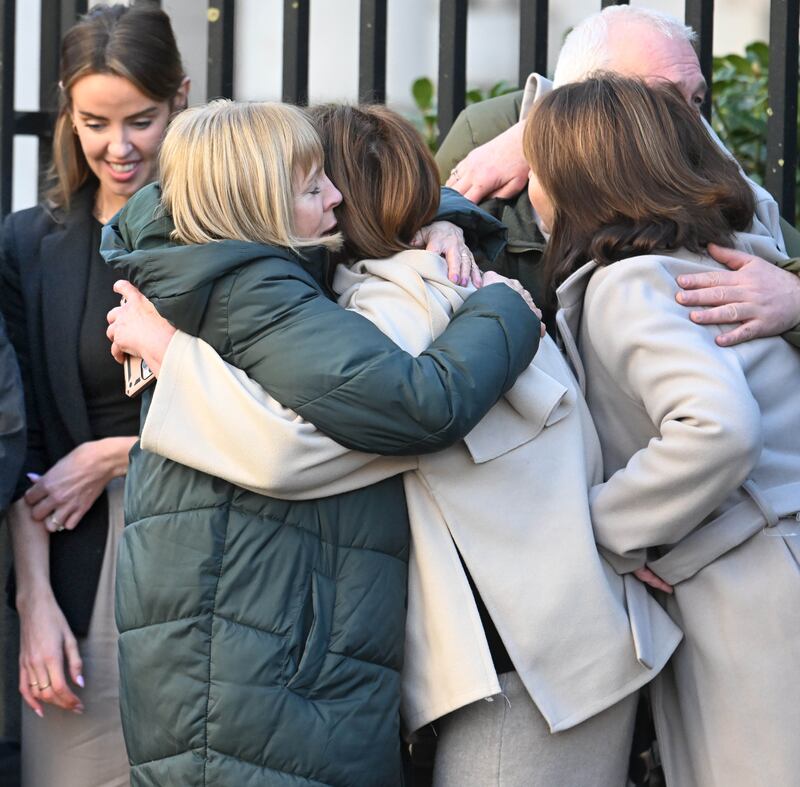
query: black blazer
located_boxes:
[0,186,120,635]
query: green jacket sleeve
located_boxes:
[780,217,800,258]
[777,255,800,347]
[435,187,507,263]
[223,260,540,456]
[434,91,524,183]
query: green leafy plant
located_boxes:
[712,41,799,222]
[411,76,517,151]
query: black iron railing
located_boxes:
[0,0,797,220]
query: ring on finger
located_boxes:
[49,515,65,532]
[29,680,39,688]
[38,680,51,691]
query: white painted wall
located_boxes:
[11,0,772,210]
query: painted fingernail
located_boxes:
[27,473,41,482]
[76,675,85,688]
[34,707,43,718]
[74,706,84,715]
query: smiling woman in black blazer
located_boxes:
[0,6,187,786]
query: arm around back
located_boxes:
[224,261,540,456]
[434,91,524,184]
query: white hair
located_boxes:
[553,5,697,88]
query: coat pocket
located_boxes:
[287,570,336,693]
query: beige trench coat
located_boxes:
[141,249,680,734]
[556,230,800,787]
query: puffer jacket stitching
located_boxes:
[201,502,232,785]
[203,746,333,786]
[119,612,287,639]
[130,507,408,560]
[129,747,331,787]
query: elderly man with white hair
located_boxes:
[437,4,800,348]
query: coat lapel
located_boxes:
[40,188,96,446]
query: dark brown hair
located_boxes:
[308,104,440,262]
[47,3,185,210]
[523,75,755,294]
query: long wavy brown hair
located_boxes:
[523,75,755,295]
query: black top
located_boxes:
[0,187,139,635]
[0,311,25,515]
[78,220,140,440]
[460,553,514,675]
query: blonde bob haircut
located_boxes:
[159,99,341,251]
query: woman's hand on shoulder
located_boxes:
[482,271,546,335]
[106,280,176,375]
[413,220,483,287]
[24,437,136,532]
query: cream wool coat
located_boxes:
[141,249,681,734]
[556,230,800,787]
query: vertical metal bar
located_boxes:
[685,0,714,119]
[437,0,467,146]
[358,0,387,103]
[766,0,800,221]
[518,0,547,87]
[0,0,15,216]
[207,0,235,99]
[282,0,310,105]
[40,0,61,114]
[60,0,88,35]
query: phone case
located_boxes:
[124,353,155,397]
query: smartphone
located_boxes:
[124,353,155,397]
[118,294,156,397]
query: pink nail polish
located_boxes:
[76,674,85,688]
[35,708,43,718]
[27,472,41,483]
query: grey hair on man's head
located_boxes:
[553,5,696,88]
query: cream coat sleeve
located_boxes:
[585,259,763,560]
[141,330,414,500]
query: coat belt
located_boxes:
[647,480,800,586]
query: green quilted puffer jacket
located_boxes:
[102,184,539,787]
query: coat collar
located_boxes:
[554,260,597,395]
[40,185,97,446]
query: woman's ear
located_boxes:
[171,77,191,114]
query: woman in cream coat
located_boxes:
[524,75,800,787]
[108,104,680,785]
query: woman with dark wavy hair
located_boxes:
[525,74,800,787]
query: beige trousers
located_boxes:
[21,479,129,787]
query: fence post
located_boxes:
[283,0,310,105]
[518,0,547,87]
[0,0,15,215]
[766,0,800,222]
[359,0,387,103]
[437,0,467,146]
[685,0,714,119]
[207,1,235,100]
